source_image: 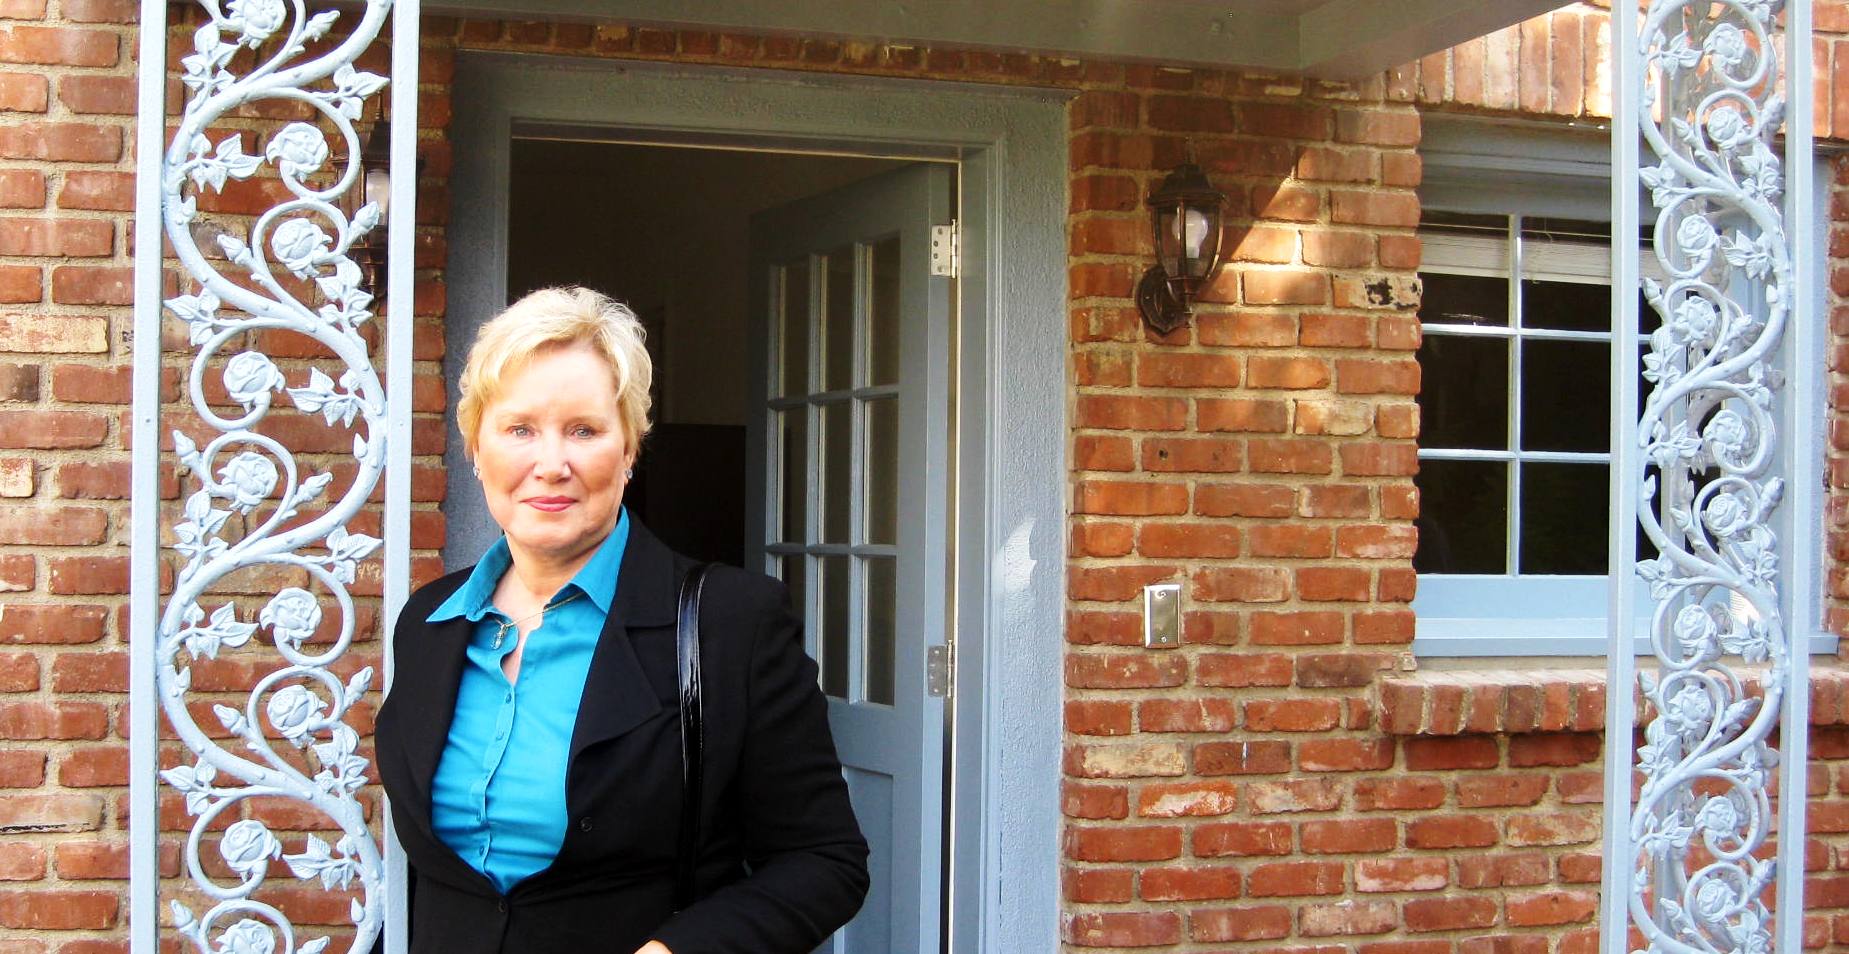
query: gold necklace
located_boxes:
[490,591,583,651]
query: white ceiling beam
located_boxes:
[428,0,1304,69]
[424,0,1572,78]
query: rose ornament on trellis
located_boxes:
[1628,2,1796,953]
[155,0,398,951]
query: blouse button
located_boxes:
[496,899,507,914]
[579,817,593,832]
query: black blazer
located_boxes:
[374,518,869,954]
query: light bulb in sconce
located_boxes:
[364,167,391,219]
[1172,207,1210,257]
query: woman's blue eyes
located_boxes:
[505,425,598,438]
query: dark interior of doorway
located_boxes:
[506,140,907,567]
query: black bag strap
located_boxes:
[673,563,709,912]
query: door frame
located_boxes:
[446,52,1069,953]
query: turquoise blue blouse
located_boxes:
[426,508,630,894]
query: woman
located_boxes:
[375,287,869,954]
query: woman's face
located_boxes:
[474,343,633,572]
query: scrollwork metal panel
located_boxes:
[1618,1,1812,952]
[133,1,408,951]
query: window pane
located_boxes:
[1521,217,1611,242]
[869,236,900,387]
[779,260,810,396]
[1520,462,1608,574]
[780,554,807,619]
[1521,339,1609,452]
[1417,334,1509,449]
[779,409,808,543]
[1421,272,1509,327]
[820,555,849,698]
[824,245,856,392]
[1638,463,1665,563]
[864,557,896,706]
[1414,459,1508,574]
[1522,278,1609,332]
[1422,210,1511,235]
[866,397,897,546]
[822,401,851,543]
[1638,288,1660,334]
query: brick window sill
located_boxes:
[1378,667,1849,736]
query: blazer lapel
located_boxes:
[567,517,679,765]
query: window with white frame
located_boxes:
[1411,211,1652,651]
[1409,119,1833,657]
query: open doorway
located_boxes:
[502,140,910,566]
[457,134,959,953]
[446,55,1070,951]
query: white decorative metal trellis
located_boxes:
[1601,2,1814,954]
[124,0,1823,952]
[130,0,418,951]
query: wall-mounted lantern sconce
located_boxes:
[1137,161,1227,335]
[341,113,397,299]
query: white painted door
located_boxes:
[747,163,954,954]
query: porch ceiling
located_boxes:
[425,0,1569,78]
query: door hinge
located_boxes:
[927,644,954,698]
[930,222,959,278]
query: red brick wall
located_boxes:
[1058,44,1432,952]
[0,0,158,940]
[3,2,1849,952]
[1053,5,1849,951]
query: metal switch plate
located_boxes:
[1144,583,1181,647]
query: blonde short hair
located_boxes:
[456,286,653,459]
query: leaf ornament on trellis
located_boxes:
[1629,3,1794,954]
[156,0,397,951]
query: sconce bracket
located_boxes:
[1136,266,1189,336]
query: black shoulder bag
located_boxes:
[673,564,709,912]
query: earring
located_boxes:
[625,467,634,480]
[472,465,480,478]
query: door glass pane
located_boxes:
[864,556,896,706]
[866,397,897,546]
[1521,339,1609,452]
[820,555,850,699]
[1417,334,1509,449]
[1520,462,1608,574]
[780,260,810,397]
[822,401,851,543]
[1421,272,1509,327]
[868,236,900,387]
[779,409,808,543]
[1413,459,1508,574]
[1522,277,1609,332]
[824,245,857,392]
[780,554,807,620]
